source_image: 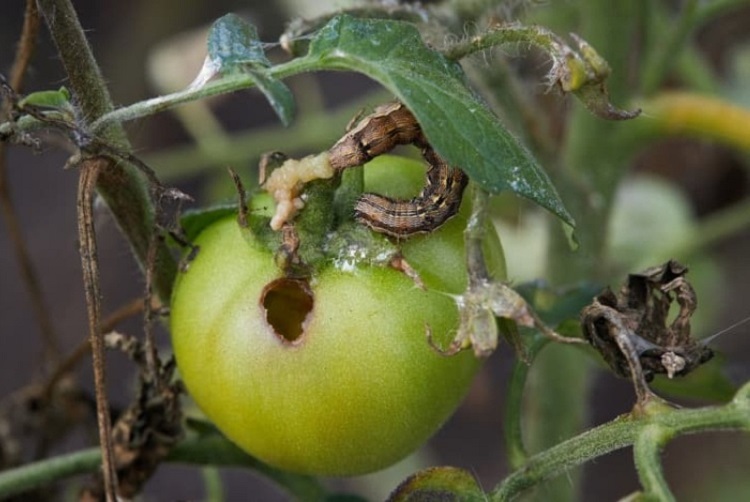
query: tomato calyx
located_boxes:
[247,156,414,279]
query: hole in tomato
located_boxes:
[261,278,314,343]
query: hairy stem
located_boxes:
[37,0,177,302]
[444,24,565,61]
[0,429,328,501]
[91,57,319,132]
[3,390,746,502]
[633,425,676,501]
[465,186,492,285]
[76,158,118,501]
[503,335,549,469]
[35,1,186,495]
[492,381,750,501]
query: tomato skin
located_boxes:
[170,157,504,476]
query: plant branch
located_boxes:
[0,429,328,501]
[34,0,119,123]
[37,0,177,302]
[35,1,177,498]
[444,24,567,62]
[633,425,675,501]
[465,186,492,285]
[76,157,118,501]
[201,467,225,501]
[491,380,750,501]
[91,57,319,132]
[503,335,549,470]
[1,89,392,183]
[0,447,101,499]
[494,415,638,501]
[9,380,739,502]
[443,23,639,121]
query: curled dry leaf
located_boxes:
[580,260,714,404]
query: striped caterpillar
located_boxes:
[328,103,468,238]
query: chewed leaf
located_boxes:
[207,14,295,125]
[208,13,271,68]
[300,15,573,226]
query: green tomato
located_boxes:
[170,156,505,476]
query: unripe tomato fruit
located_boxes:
[170,156,505,476]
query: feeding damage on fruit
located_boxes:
[253,103,586,360]
[261,152,335,231]
[261,278,314,344]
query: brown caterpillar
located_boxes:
[328,103,468,238]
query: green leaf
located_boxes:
[208,13,271,68]
[180,203,237,242]
[245,68,295,126]
[19,87,72,110]
[387,466,485,501]
[207,13,295,126]
[298,15,573,226]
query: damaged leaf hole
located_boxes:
[261,278,314,343]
